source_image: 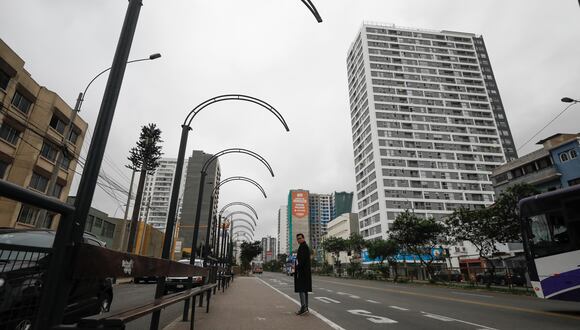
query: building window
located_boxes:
[101,221,115,238]
[17,204,39,225]
[40,141,58,162]
[86,215,95,232]
[49,114,67,134]
[11,91,33,114]
[29,172,49,193]
[94,218,103,228]
[60,154,71,170]
[560,152,569,163]
[51,183,64,198]
[0,68,9,90]
[0,159,10,178]
[570,149,577,159]
[39,213,55,229]
[0,122,21,145]
[68,129,79,144]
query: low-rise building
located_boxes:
[491,133,580,195]
[0,38,87,229]
[321,213,358,265]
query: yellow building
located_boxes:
[0,38,87,229]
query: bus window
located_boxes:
[529,211,570,258]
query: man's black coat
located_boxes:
[294,241,312,292]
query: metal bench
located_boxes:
[63,283,217,329]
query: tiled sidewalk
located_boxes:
[164,276,334,330]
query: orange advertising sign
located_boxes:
[291,191,309,218]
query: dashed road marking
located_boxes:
[420,311,498,330]
[314,296,341,304]
[389,306,409,311]
[366,299,380,304]
[257,277,346,330]
[347,309,398,324]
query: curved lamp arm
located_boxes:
[214,178,267,199]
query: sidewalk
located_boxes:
[164,276,335,330]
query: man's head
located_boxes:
[296,233,305,244]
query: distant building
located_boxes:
[491,133,580,195]
[261,236,277,262]
[331,191,354,220]
[322,213,359,265]
[67,196,116,248]
[180,150,221,256]
[140,158,188,231]
[346,23,514,243]
[309,193,332,254]
[0,38,87,229]
[277,205,288,255]
[288,190,310,252]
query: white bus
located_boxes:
[519,184,580,301]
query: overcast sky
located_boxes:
[2,0,580,242]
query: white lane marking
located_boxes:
[347,309,398,324]
[389,306,409,311]
[451,291,493,298]
[420,311,499,330]
[423,313,453,321]
[326,289,334,293]
[337,291,359,299]
[256,317,267,321]
[314,297,341,304]
[256,277,346,330]
[366,299,380,304]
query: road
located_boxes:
[104,283,187,330]
[259,272,580,330]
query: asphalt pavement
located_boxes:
[259,271,580,330]
[105,282,186,330]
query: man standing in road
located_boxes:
[294,233,312,315]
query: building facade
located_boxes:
[139,158,188,231]
[277,205,289,256]
[261,236,277,262]
[309,192,332,253]
[331,191,354,220]
[0,38,87,229]
[346,23,515,241]
[492,133,580,195]
[180,150,220,256]
[288,190,310,252]
[322,213,359,265]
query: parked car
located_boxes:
[475,270,526,286]
[164,259,204,294]
[134,275,157,284]
[432,269,463,282]
[252,266,263,274]
[0,229,113,330]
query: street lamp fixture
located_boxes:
[561,97,579,103]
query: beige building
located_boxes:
[0,38,87,229]
[322,213,358,265]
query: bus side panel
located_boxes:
[535,250,580,301]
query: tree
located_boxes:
[390,210,444,279]
[366,238,399,281]
[126,123,163,253]
[240,241,262,273]
[346,233,366,259]
[320,237,347,275]
[492,183,539,242]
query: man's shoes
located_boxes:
[296,307,307,315]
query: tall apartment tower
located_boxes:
[347,23,516,240]
[0,38,87,229]
[331,191,354,220]
[261,236,277,262]
[277,205,289,256]
[140,158,188,231]
[180,150,221,255]
[308,193,332,252]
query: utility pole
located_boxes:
[118,169,135,251]
[138,195,152,255]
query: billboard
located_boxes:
[292,191,309,217]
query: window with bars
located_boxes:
[0,68,10,90]
[17,204,39,225]
[11,91,32,114]
[40,141,58,162]
[0,122,21,145]
[29,172,49,193]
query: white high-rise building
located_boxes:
[346,23,516,241]
[140,158,188,231]
[277,205,289,255]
